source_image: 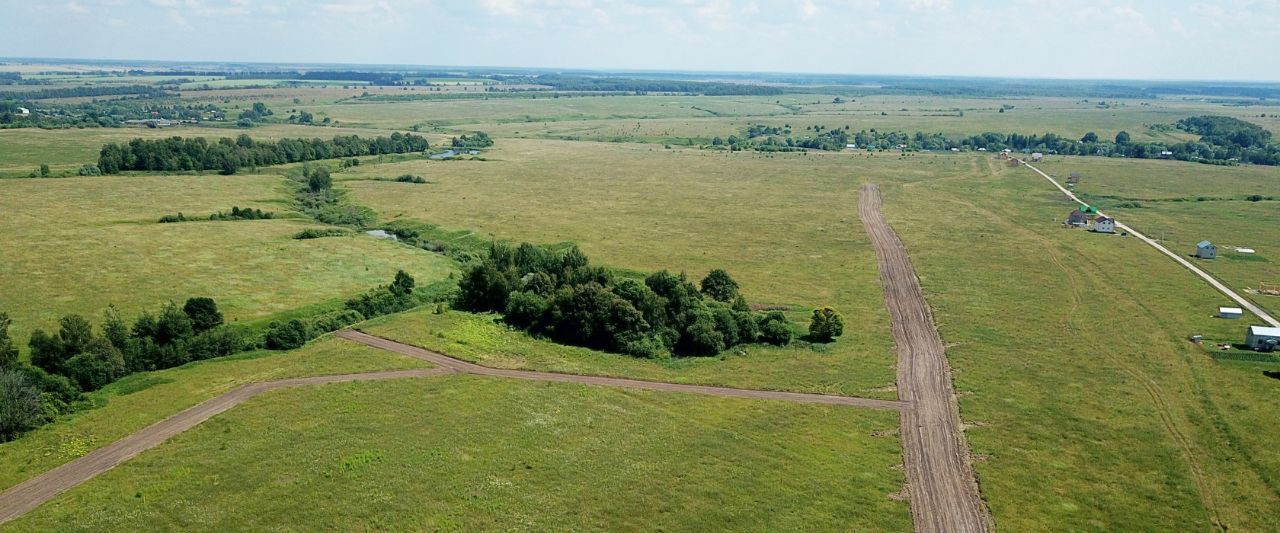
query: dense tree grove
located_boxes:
[0,100,223,129]
[451,131,494,148]
[97,132,429,174]
[456,243,793,358]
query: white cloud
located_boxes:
[798,0,818,20]
[65,0,89,13]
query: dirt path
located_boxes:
[0,368,453,525]
[0,331,906,526]
[336,330,908,409]
[859,183,992,533]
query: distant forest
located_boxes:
[97,133,429,174]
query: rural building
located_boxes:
[1196,240,1217,259]
[1219,307,1243,319]
[1245,326,1280,351]
[1066,209,1090,227]
[1093,215,1115,233]
[846,143,857,149]
[17,107,29,117]
[1031,152,1044,162]
[1160,150,1174,158]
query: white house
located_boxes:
[1196,240,1217,259]
[17,107,29,117]
[1245,325,1280,351]
[1219,307,1243,319]
[1093,215,1115,233]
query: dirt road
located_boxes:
[0,331,906,526]
[0,368,453,525]
[859,184,992,533]
[1016,158,1278,328]
[336,329,908,409]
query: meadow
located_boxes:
[1034,156,1280,316]
[0,336,432,492]
[353,140,1280,530]
[5,68,1280,531]
[2,374,908,532]
[0,172,455,349]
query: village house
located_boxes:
[1031,152,1044,162]
[1093,215,1115,233]
[1066,209,1091,227]
[1219,307,1243,319]
[1196,240,1217,259]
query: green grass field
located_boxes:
[1035,156,1280,316]
[0,173,456,349]
[6,70,1280,531]
[2,374,908,532]
[0,336,432,493]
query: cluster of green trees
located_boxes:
[456,243,828,358]
[158,206,275,223]
[236,102,272,127]
[295,166,376,227]
[0,299,251,441]
[450,131,494,149]
[97,132,429,174]
[716,124,849,152]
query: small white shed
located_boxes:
[1196,240,1216,259]
[1218,307,1242,319]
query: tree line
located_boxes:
[723,116,1280,165]
[0,84,171,101]
[510,75,784,96]
[456,242,843,358]
[0,270,431,442]
[97,132,429,174]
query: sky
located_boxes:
[2,0,1278,81]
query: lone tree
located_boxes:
[700,269,740,302]
[183,297,224,333]
[1115,131,1131,144]
[808,307,845,342]
[307,167,332,193]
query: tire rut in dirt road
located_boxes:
[0,368,453,526]
[859,183,992,533]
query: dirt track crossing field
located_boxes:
[0,332,905,526]
[859,183,992,533]
[0,368,454,525]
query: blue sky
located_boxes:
[3,0,1278,81]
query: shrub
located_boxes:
[64,337,126,391]
[0,369,47,442]
[77,164,101,176]
[265,320,310,350]
[395,174,427,184]
[808,307,845,342]
[504,290,548,328]
[309,309,365,333]
[0,313,17,370]
[758,312,793,346]
[294,228,350,239]
[158,213,187,223]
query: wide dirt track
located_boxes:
[859,183,992,533]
